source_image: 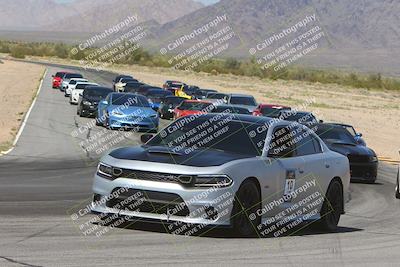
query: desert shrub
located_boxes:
[10,45,30,58]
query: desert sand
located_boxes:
[0,60,44,151]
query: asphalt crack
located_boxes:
[0,256,43,267]
[16,224,61,244]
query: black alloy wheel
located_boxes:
[318,180,343,232]
[232,180,261,237]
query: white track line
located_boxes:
[0,69,48,156]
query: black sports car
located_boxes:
[314,123,378,183]
[158,96,186,119]
[124,82,145,93]
[183,85,200,98]
[193,89,218,100]
[330,123,366,146]
[279,110,321,127]
[77,86,113,117]
[137,85,163,96]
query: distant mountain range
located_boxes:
[142,0,400,75]
[0,0,203,31]
[0,0,399,75]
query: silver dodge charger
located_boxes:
[91,113,350,236]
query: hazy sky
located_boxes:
[56,0,220,5]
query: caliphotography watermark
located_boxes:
[159,13,240,72]
[71,14,148,72]
[249,13,326,73]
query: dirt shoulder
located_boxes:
[11,56,400,160]
[0,59,45,152]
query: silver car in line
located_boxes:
[91,114,350,236]
[226,93,258,113]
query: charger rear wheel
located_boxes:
[318,180,343,232]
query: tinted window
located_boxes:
[116,75,132,81]
[84,88,112,98]
[111,94,150,107]
[55,72,65,77]
[230,96,257,106]
[195,91,207,97]
[147,92,172,103]
[76,84,90,89]
[125,82,143,87]
[121,78,137,83]
[312,136,322,153]
[184,86,199,94]
[295,129,317,156]
[146,90,171,98]
[195,90,216,97]
[138,87,161,94]
[148,117,267,156]
[179,102,212,111]
[207,93,228,100]
[170,83,184,88]
[315,126,356,144]
[212,106,250,115]
[268,127,296,158]
[283,112,317,123]
[65,73,83,79]
[141,86,161,90]
[124,84,145,93]
[342,125,357,137]
[164,97,185,105]
[69,80,77,85]
[261,107,289,118]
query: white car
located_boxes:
[60,73,84,92]
[91,114,351,236]
[70,82,99,105]
[64,78,88,97]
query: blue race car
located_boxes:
[143,89,173,111]
[96,93,159,132]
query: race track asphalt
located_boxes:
[0,63,399,267]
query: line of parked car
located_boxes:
[52,70,381,236]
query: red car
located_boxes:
[253,104,291,118]
[173,100,213,119]
[52,71,70,89]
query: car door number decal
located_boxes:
[283,170,296,202]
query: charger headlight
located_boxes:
[97,163,114,180]
[193,175,232,187]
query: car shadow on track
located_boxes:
[95,218,362,239]
[351,180,383,185]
